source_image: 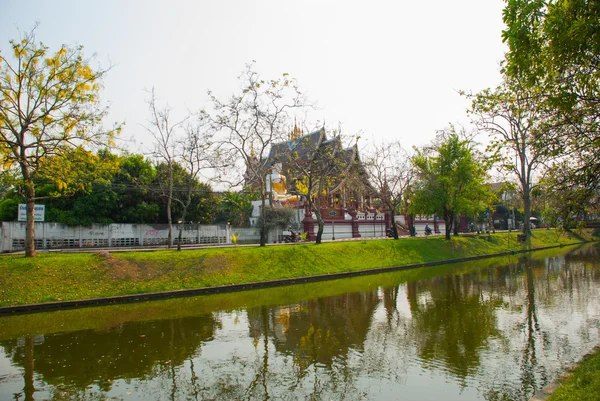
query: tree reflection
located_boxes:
[407,272,500,382]
[244,290,379,400]
[1,314,219,399]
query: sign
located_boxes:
[328,210,336,217]
[18,204,45,222]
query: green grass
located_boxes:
[548,347,600,401]
[0,230,593,307]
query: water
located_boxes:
[1,244,599,400]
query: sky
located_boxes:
[1,0,507,155]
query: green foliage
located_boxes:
[410,130,495,239]
[539,174,597,231]
[257,207,296,231]
[154,162,218,224]
[0,150,223,226]
[502,0,600,212]
[0,191,22,221]
[215,190,256,227]
[32,152,157,225]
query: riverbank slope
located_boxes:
[0,230,595,308]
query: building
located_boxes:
[248,127,388,240]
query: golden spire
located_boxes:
[289,118,303,140]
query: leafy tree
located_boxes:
[111,153,158,223]
[410,130,494,240]
[0,27,119,256]
[538,170,598,231]
[365,140,413,239]
[154,162,218,227]
[257,207,296,234]
[468,79,547,237]
[35,151,156,226]
[502,0,600,215]
[215,190,256,227]
[207,64,310,246]
[0,189,22,221]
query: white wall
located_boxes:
[0,222,262,252]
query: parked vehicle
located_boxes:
[283,229,300,243]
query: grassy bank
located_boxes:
[0,229,593,307]
[547,346,600,401]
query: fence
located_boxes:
[1,219,397,253]
[0,222,261,252]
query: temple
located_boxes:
[248,127,396,240]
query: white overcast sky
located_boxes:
[1,0,507,153]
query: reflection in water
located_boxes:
[1,244,599,400]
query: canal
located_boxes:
[1,244,599,400]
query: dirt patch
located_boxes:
[97,252,147,281]
[201,255,232,274]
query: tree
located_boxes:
[0,27,119,256]
[285,128,362,244]
[215,190,256,227]
[173,118,214,250]
[410,130,494,240]
[144,89,188,248]
[468,79,547,237]
[365,140,413,239]
[154,162,218,222]
[36,151,158,226]
[111,153,158,223]
[502,0,600,212]
[207,64,309,246]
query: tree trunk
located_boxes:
[315,213,324,244]
[167,163,173,248]
[522,184,532,238]
[259,194,267,246]
[453,215,459,236]
[314,195,324,244]
[25,182,36,257]
[391,214,398,239]
[444,210,452,240]
[177,221,183,251]
[166,195,173,248]
[177,193,192,252]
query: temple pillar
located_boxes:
[349,211,361,238]
[303,215,316,241]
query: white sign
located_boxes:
[18,204,45,222]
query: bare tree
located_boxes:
[144,89,188,247]
[173,117,213,251]
[365,140,413,239]
[286,128,359,244]
[206,64,309,246]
